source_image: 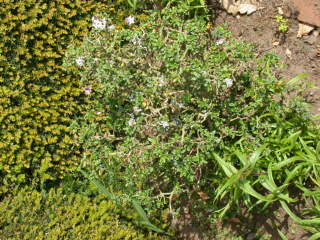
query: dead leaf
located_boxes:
[229,217,241,223]
[297,23,314,38]
[197,191,210,200]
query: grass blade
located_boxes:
[287,73,310,86]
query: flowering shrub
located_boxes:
[0,0,139,194]
[64,5,319,228]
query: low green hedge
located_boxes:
[0,187,166,240]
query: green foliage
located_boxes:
[0,0,135,193]
[63,4,320,234]
[125,0,208,16]
[80,169,169,235]
[0,187,166,240]
[275,15,289,33]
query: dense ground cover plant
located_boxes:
[0,187,166,240]
[64,4,319,236]
[126,0,208,15]
[0,0,138,194]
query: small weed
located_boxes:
[275,15,289,33]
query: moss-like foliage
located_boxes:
[0,0,131,193]
[0,188,165,239]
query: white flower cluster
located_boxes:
[224,78,233,88]
[91,15,135,31]
[92,16,107,30]
[131,36,141,45]
[216,39,225,45]
[125,16,135,25]
[128,118,136,127]
[133,106,142,114]
[76,57,85,67]
[83,85,92,95]
[159,121,170,128]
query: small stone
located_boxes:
[297,23,314,38]
[239,4,257,15]
[285,48,292,58]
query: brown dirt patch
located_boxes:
[213,0,320,116]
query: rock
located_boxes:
[288,0,320,27]
[297,23,315,38]
[221,0,258,15]
[278,7,284,15]
[285,48,292,58]
[239,4,257,15]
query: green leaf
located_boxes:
[277,229,289,240]
[309,232,320,240]
[287,73,310,86]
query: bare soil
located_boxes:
[214,0,320,116]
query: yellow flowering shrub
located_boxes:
[0,0,131,193]
[0,188,166,240]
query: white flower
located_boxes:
[128,118,136,127]
[159,121,169,128]
[125,16,135,25]
[76,57,85,67]
[158,78,165,87]
[133,106,142,114]
[92,16,107,30]
[216,39,225,45]
[131,36,141,45]
[107,24,115,31]
[84,86,92,95]
[224,78,233,88]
